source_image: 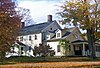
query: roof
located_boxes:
[17,41,27,46]
[46,27,76,42]
[71,40,88,43]
[19,22,52,36]
[71,40,88,45]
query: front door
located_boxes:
[74,45,82,55]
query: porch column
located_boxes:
[82,43,85,56]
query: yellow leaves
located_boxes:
[0,13,7,17]
[95,32,100,38]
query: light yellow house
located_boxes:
[46,27,89,56]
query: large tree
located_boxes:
[59,0,100,58]
[0,0,30,61]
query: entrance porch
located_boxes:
[71,40,89,56]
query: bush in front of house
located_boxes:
[33,44,55,57]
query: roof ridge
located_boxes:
[23,22,50,28]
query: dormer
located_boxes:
[45,31,55,40]
[55,29,62,38]
[45,32,50,40]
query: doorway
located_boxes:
[74,45,82,55]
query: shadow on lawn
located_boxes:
[0,62,16,65]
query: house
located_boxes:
[7,15,100,57]
[46,27,89,56]
[13,15,62,56]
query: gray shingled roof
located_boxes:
[46,27,76,41]
[19,22,51,36]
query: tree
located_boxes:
[59,39,70,56]
[33,44,55,57]
[59,0,100,58]
[0,0,30,61]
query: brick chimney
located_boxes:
[47,15,52,22]
[21,22,25,28]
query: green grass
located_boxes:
[0,56,100,65]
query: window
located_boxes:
[21,52,23,54]
[96,46,100,52]
[57,33,60,37]
[20,37,23,41]
[35,35,37,40]
[57,45,60,52]
[29,46,31,52]
[46,35,50,40]
[21,47,24,51]
[29,36,32,41]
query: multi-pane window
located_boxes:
[29,36,32,41]
[20,37,23,41]
[96,46,100,52]
[57,33,60,37]
[29,46,31,52]
[35,35,37,40]
[57,45,61,52]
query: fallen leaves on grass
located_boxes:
[0,62,100,68]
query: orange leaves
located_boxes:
[0,0,21,53]
[1,62,100,68]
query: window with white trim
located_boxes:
[35,35,37,40]
[29,36,32,41]
[57,33,60,37]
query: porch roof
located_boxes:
[17,41,27,47]
[71,40,88,44]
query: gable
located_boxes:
[42,21,62,32]
[67,27,85,42]
[46,27,85,42]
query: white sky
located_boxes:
[18,0,65,23]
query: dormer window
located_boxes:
[57,33,60,37]
[55,29,61,38]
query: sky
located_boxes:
[18,0,65,23]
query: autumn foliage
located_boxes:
[0,0,26,60]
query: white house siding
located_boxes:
[18,33,42,46]
[6,46,19,57]
[47,41,64,56]
[17,33,42,56]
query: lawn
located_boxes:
[1,56,100,68]
[5,56,100,63]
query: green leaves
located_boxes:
[59,39,70,55]
[59,0,100,58]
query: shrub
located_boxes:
[33,44,55,57]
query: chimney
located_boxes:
[21,22,25,28]
[47,15,52,22]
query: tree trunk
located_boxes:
[87,28,96,59]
